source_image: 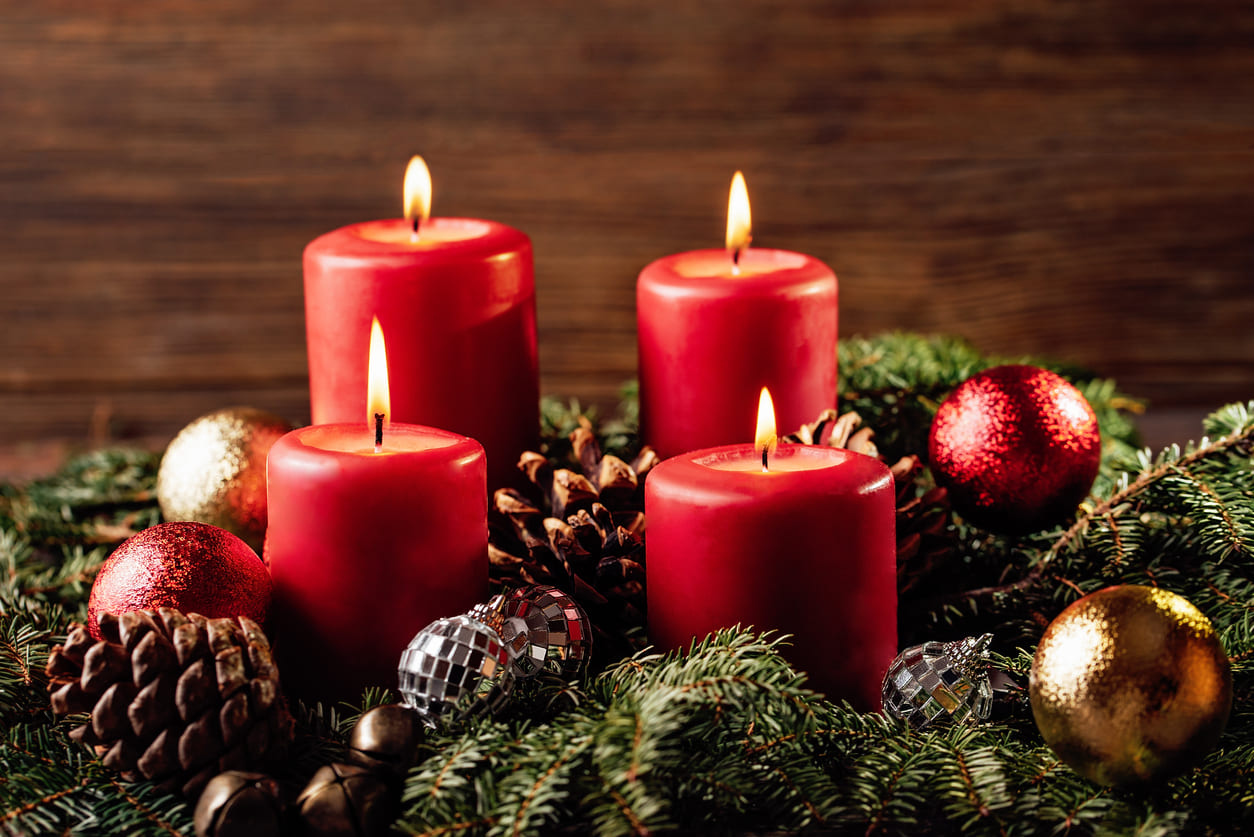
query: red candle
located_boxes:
[304,157,538,489]
[266,320,487,700]
[645,389,896,710]
[637,172,838,459]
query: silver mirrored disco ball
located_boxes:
[881,634,993,730]
[397,614,515,728]
[501,584,592,681]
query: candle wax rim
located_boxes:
[353,217,493,246]
[673,248,809,278]
[291,422,471,455]
[304,218,531,265]
[649,247,823,277]
[647,444,895,506]
[638,248,837,297]
[694,444,849,472]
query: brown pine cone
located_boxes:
[45,608,293,798]
[491,419,653,664]
[514,417,657,529]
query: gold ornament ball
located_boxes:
[157,408,294,553]
[1030,584,1232,787]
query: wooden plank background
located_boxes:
[1,0,1251,462]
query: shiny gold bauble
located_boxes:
[1030,584,1232,787]
[157,408,294,552]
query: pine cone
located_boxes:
[490,419,655,664]
[514,417,657,529]
[45,608,293,798]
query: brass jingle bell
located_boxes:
[193,770,283,837]
[347,703,426,779]
[293,763,394,837]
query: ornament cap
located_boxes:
[946,633,993,679]
[467,593,509,635]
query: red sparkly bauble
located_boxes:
[928,364,1101,534]
[87,522,272,640]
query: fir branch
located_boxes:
[403,725,511,830]
[921,403,1254,622]
[97,773,189,837]
[0,596,67,727]
[1050,414,1254,561]
[593,777,650,837]
[0,779,86,831]
[491,729,592,837]
[947,745,1010,835]
[0,336,1249,836]
[0,727,93,833]
[0,448,160,556]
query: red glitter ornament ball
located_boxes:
[87,522,272,640]
[928,365,1101,534]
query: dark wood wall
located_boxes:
[2,1,1252,448]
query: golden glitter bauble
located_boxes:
[1030,584,1232,787]
[157,407,294,552]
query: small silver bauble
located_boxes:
[500,584,592,680]
[881,634,993,730]
[397,612,515,728]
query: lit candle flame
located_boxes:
[725,170,752,274]
[403,155,432,239]
[367,317,391,450]
[755,387,777,472]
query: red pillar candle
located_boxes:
[266,320,487,700]
[637,172,838,459]
[303,157,538,489]
[645,389,896,710]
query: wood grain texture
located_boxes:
[1,1,1251,448]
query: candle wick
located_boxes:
[761,445,769,473]
[411,217,421,243]
[731,247,742,276]
[374,413,385,452]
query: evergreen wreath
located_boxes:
[2,333,1251,835]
